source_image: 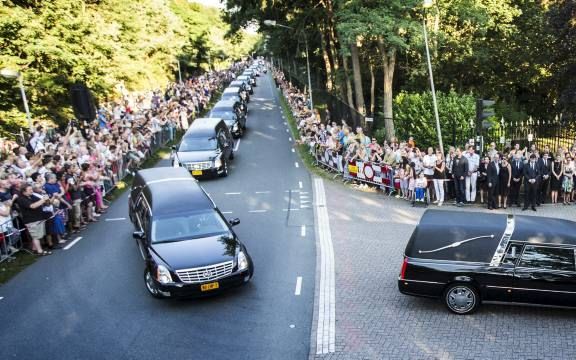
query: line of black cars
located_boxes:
[129,63,265,299]
[170,63,263,179]
[399,209,576,314]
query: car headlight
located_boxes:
[156,265,173,284]
[214,157,222,168]
[238,251,249,271]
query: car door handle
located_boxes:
[515,273,533,279]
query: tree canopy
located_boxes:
[0,0,259,137]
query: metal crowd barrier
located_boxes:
[0,217,24,264]
[312,145,396,193]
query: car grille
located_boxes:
[183,161,212,171]
[176,261,234,283]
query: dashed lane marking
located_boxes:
[299,181,303,189]
[225,192,242,195]
[105,218,126,222]
[221,211,233,214]
[63,237,83,251]
[255,191,271,194]
[295,276,303,295]
[248,210,267,213]
[291,148,295,153]
[289,137,292,142]
[301,225,306,237]
[295,162,299,168]
[234,138,241,152]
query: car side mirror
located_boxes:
[228,218,240,226]
[133,231,145,240]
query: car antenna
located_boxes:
[418,235,495,254]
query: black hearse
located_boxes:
[209,100,246,138]
[399,210,576,314]
[241,71,257,86]
[172,118,234,178]
[229,80,250,102]
[221,88,247,111]
[236,75,254,93]
[129,167,254,298]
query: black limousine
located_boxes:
[129,167,254,298]
[399,210,576,314]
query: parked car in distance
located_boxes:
[209,99,246,138]
[399,209,576,314]
[129,167,254,299]
[172,118,234,178]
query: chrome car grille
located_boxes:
[183,161,212,171]
[176,261,234,283]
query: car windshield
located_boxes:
[179,137,217,151]
[221,93,238,101]
[211,110,235,120]
[152,210,230,243]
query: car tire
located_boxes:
[144,269,168,299]
[443,283,480,315]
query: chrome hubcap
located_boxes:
[447,286,475,313]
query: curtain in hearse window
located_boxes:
[518,246,576,272]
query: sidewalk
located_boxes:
[311,179,576,360]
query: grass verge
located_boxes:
[276,88,335,181]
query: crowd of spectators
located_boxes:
[274,68,576,211]
[0,61,247,258]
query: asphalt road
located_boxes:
[0,73,316,360]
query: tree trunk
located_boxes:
[377,37,396,140]
[320,23,334,91]
[342,55,354,108]
[369,60,375,116]
[350,41,365,115]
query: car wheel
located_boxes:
[144,269,167,299]
[444,283,480,315]
[220,160,229,177]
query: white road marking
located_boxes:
[300,205,310,209]
[289,137,292,142]
[301,225,306,237]
[221,211,233,214]
[314,178,336,354]
[291,148,295,153]
[282,208,300,211]
[63,237,83,251]
[295,162,299,168]
[295,276,303,295]
[0,297,4,300]
[299,181,303,189]
[300,192,309,195]
[300,200,310,204]
[289,324,295,329]
[255,191,271,194]
[105,218,126,222]
[300,196,309,199]
[225,192,242,195]
[234,138,241,152]
[248,210,267,213]
[284,122,287,125]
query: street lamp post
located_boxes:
[1,69,32,131]
[422,0,443,154]
[263,19,314,111]
[175,60,182,83]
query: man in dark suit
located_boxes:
[487,154,500,210]
[523,154,540,211]
[510,152,524,207]
[452,147,469,207]
[537,151,551,205]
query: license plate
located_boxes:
[200,282,219,292]
[192,170,203,176]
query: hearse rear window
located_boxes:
[518,246,575,272]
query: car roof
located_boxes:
[223,87,239,93]
[405,210,576,263]
[134,168,214,216]
[212,100,236,110]
[185,118,223,137]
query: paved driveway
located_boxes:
[313,181,576,360]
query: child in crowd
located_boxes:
[414,172,427,203]
[395,164,405,199]
[407,164,415,200]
